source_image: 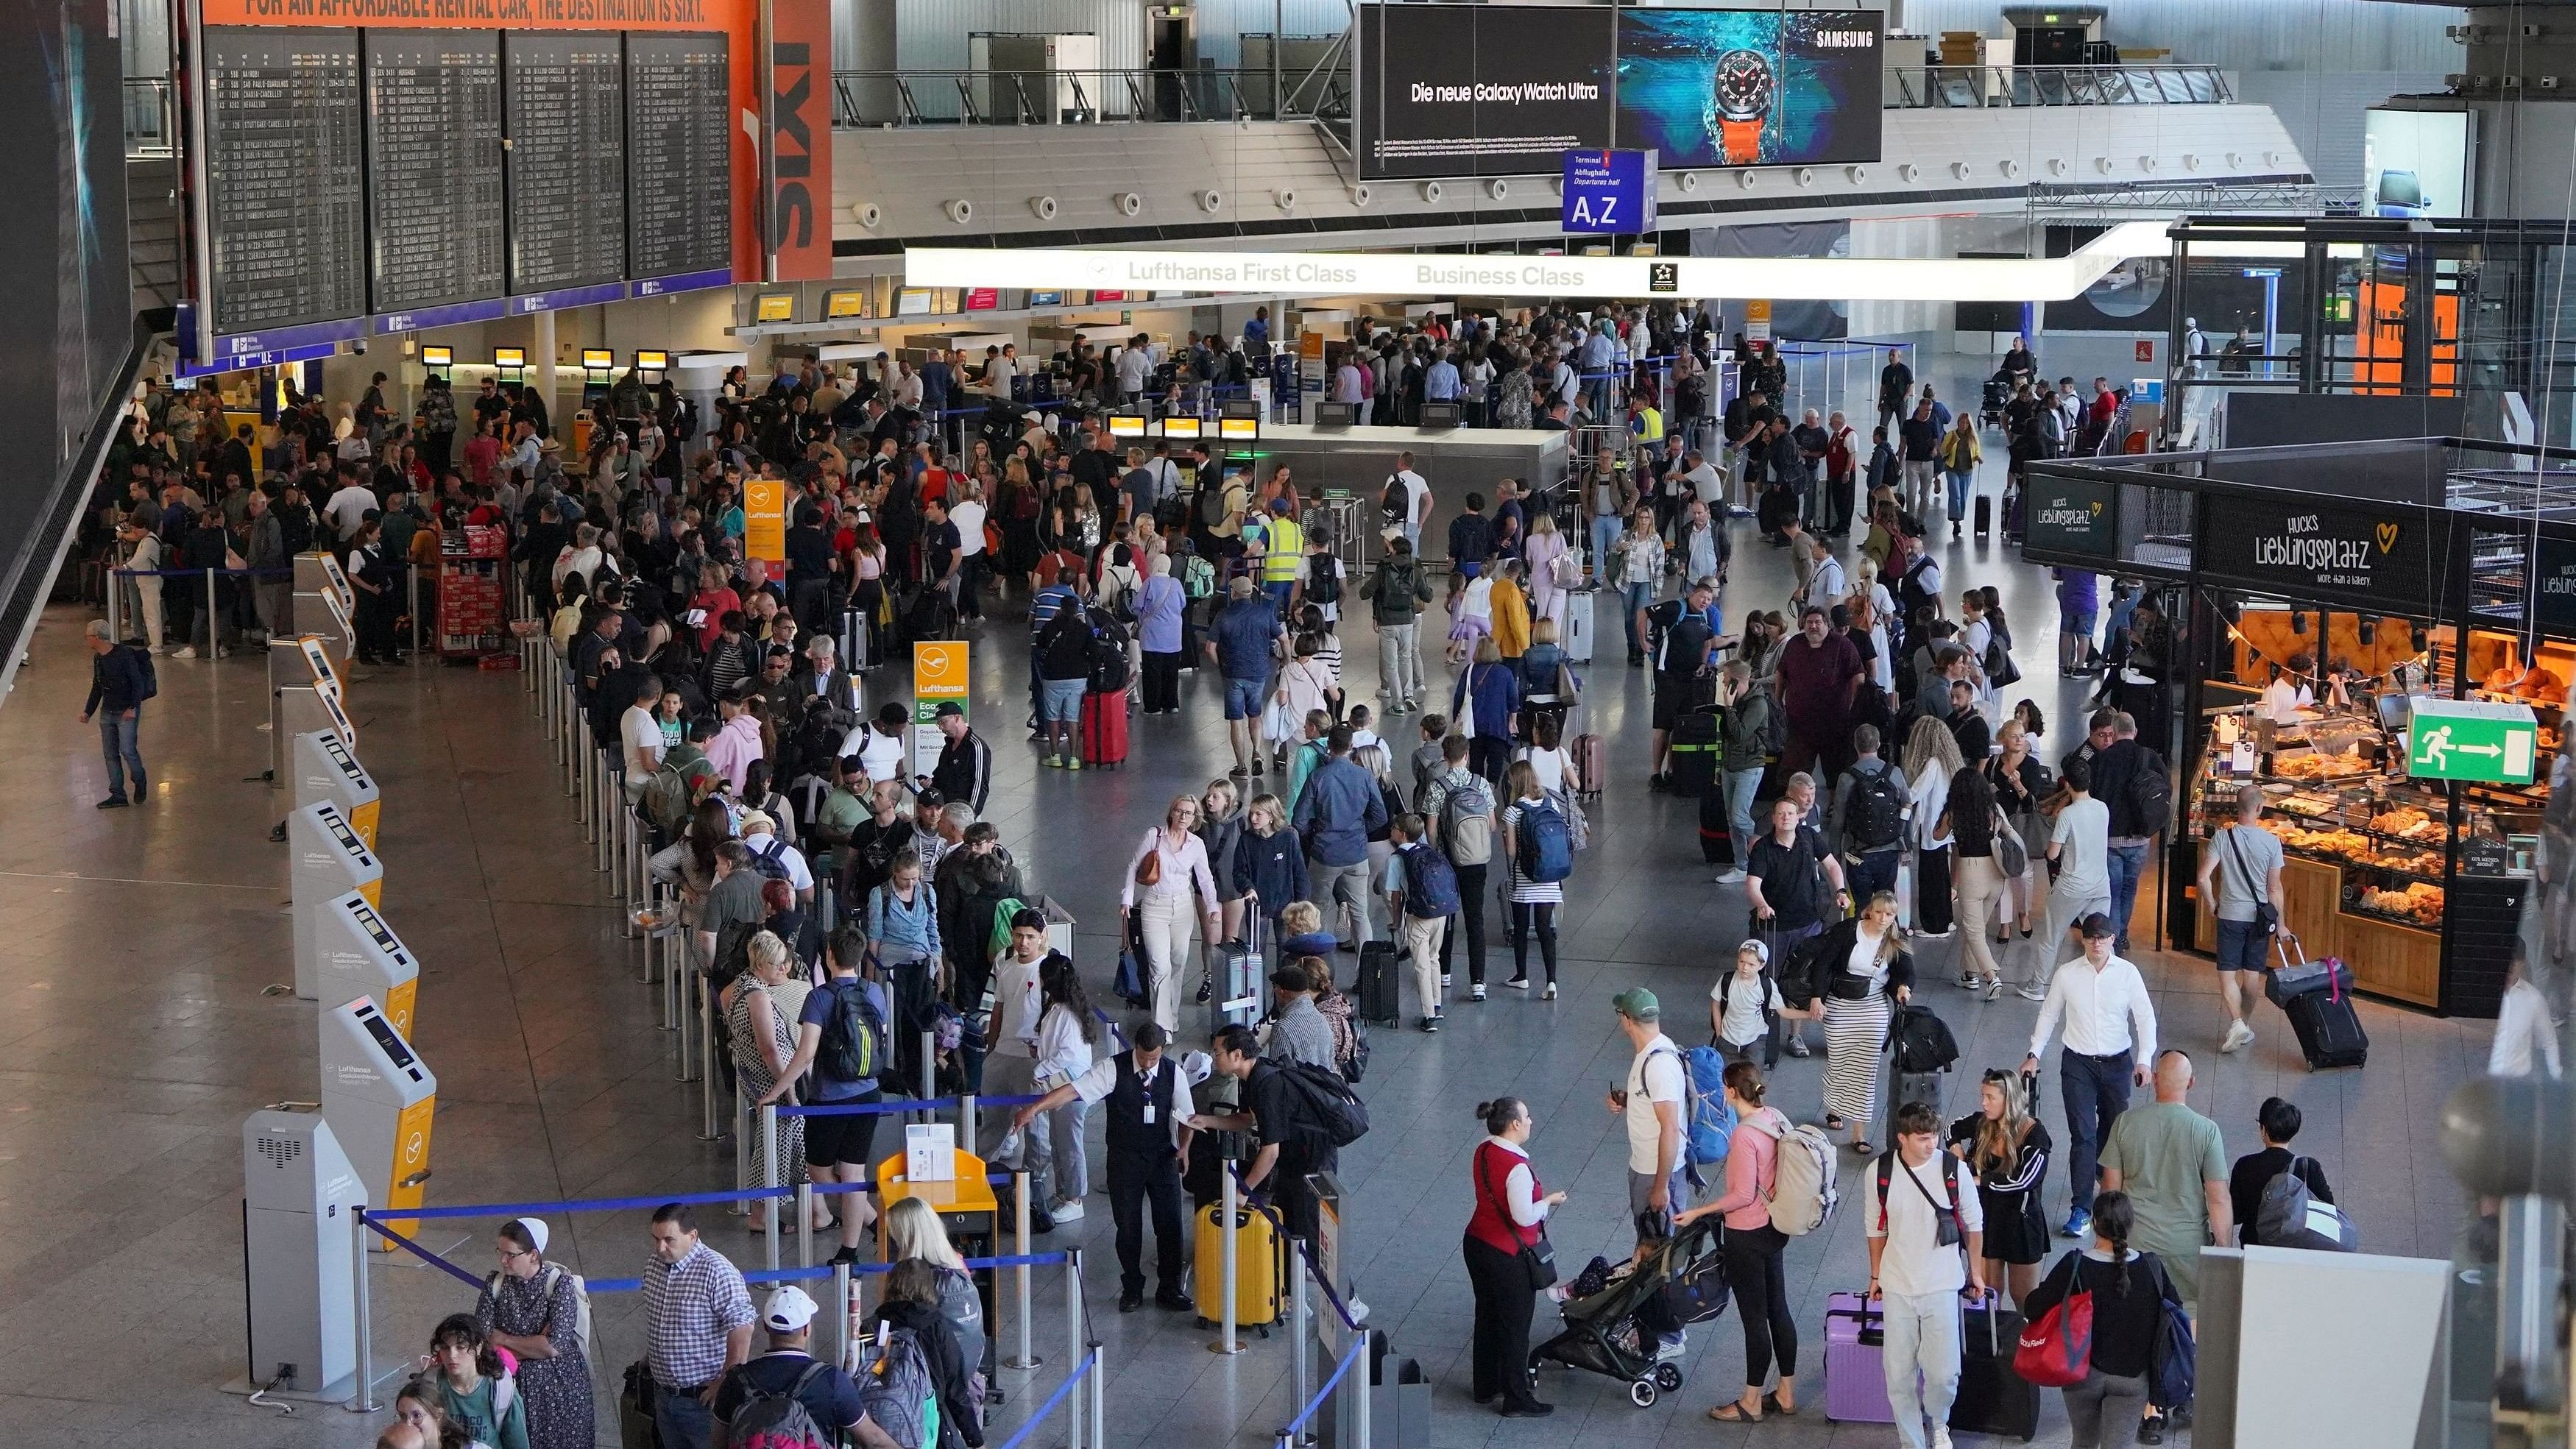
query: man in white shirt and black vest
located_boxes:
[1013,1021,1197,1312]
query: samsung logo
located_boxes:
[1814,30,1875,48]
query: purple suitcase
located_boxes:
[1824,1292,1898,1423]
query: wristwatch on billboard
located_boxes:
[1710,48,1774,166]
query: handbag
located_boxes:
[2221,826,2281,938]
[2013,1255,2097,1388]
[1993,806,2029,879]
[1478,1145,1557,1287]
[1134,837,1164,889]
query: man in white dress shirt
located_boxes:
[2022,911,2158,1239]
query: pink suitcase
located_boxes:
[1824,1291,1898,1423]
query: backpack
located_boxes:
[984,896,1032,964]
[1450,512,1493,570]
[1875,1151,1967,1243]
[1887,1002,1960,1074]
[1307,555,1342,607]
[484,1264,594,1367]
[1086,610,1132,692]
[853,1323,939,1449]
[711,919,761,992]
[1751,1113,1839,1236]
[1675,1044,1738,1167]
[127,642,158,701]
[727,1361,834,1449]
[1395,841,1459,918]
[1847,765,1908,852]
[1182,553,1216,600]
[2129,751,2173,835]
[1276,1060,1371,1149]
[818,977,885,1084]
[1196,481,1231,529]
[1515,798,1573,883]
[1037,606,1094,679]
[749,836,795,883]
[2257,1156,2357,1250]
[1379,475,1409,528]
[1440,774,1496,867]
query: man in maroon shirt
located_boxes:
[1774,603,1864,781]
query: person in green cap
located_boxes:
[1608,988,1688,1249]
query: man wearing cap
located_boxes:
[643,1203,756,1449]
[1607,990,1688,1249]
[711,1283,897,1449]
[925,701,992,816]
[1011,1021,1198,1313]
[2022,912,2159,1241]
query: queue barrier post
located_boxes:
[350,1204,378,1412]
[962,1094,979,1159]
[735,1083,753,1216]
[205,567,218,659]
[1290,1236,1312,1441]
[796,1182,815,1269]
[1211,1166,1243,1354]
[1005,1169,1040,1369]
[761,1105,782,1272]
[832,1261,853,1370]
[407,570,420,656]
[917,1030,934,1110]
[678,965,700,1085]
[1064,1244,1085,1449]
[1353,1323,1371,1449]
[696,974,717,1104]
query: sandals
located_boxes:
[1706,1403,1761,1425]
[1851,1141,1877,1156]
[1762,1392,1799,1418]
[1822,1114,1848,1133]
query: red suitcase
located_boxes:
[1082,689,1130,768]
[1571,733,1607,796]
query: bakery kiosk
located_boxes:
[2020,436,2569,1018]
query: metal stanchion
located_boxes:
[408,570,420,655]
[205,569,217,658]
[349,1205,378,1411]
[693,974,714,1092]
[1064,1246,1085,1449]
[797,1181,815,1268]
[962,1094,979,1158]
[106,571,123,640]
[1354,1337,1371,1449]
[918,1031,935,1116]
[1211,1170,1243,1353]
[676,967,697,1083]
[733,1084,751,1218]
[1005,1171,1041,1368]
[662,924,682,1030]
[1290,1239,1311,1440]
[832,1261,853,1369]
[761,1104,782,1272]
[1090,1319,1105,1449]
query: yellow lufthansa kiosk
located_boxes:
[291,801,382,1001]
[292,729,380,848]
[319,996,436,1246]
[313,890,418,1038]
[294,553,358,669]
[273,636,353,787]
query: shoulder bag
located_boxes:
[2221,825,2281,937]
[1993,804,2029,879]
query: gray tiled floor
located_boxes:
[0,450,2491,1448]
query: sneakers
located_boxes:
[1504,977,1530,991]
[1050,1201,1086,1223]
[172,646,198,659]
[1783,1038,1813,1058]
[2221,1018,2256,1054]
[2017,982,2050,1003]
[2060,1210,2092,1239]
[1955,971,1981,991]
[1714,868,1747,885]
[1932,1428,1956,1449]
[1064,757,1083,771]
[1917,927,1955,940]
[1440,974,1452,989]
[1983,977,2006,1002]
[96,795,128,809]
[1420,1016,1441,1033]
[1654,1333,1687,1362]
[1541,982,1557,1001]
[1470,985,1487,1002]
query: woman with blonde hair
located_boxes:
[1489,558,1532,662]
[1953,1067,2052,1305]
[1523,510,1571,631]
[1900,714,1965,937]
[723,930,829,1232]
[1120,793,1222,1037]
[882,1191,989,1391]
[1809,889,1915,1154]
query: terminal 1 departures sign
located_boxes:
[1563,149,1657,234]
[1358,2,1881,181]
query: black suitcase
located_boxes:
[1973,492,1993,537]
[1698,777,1734,865]
[1210,915,1265,1038]
[2285,987,2370,1070]
[1356,940,1401,1026]
[1667,706,1720,798]
[1950,1292,2040,1442]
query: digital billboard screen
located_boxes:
[1356,4,1882,182]
[1614,10,1883,169]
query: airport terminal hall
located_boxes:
[24,0,2576,1445]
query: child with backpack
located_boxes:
[1498,759,1570,999]
[1386,812,1461,1032]
[1708,938,1814,1069]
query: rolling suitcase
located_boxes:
[1561,588,1595,663]
[1192,1200,1282,1330]
[1698,776,1735,865]
[1666,707,1720,797]
[1571,733,1607,797]
[2003,483,2026,543]
[1824,1292,1897,1423]
[1081,689,1130,767]
[1878,1069,1945,1155]
[1210,915,1265,1038]
[1973,492,1993,538]
[2285,983,2369,1070]
[1950,1289,2040,1442]
[1356,940,1401,1026]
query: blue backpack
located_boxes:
[1396,842,1459,918]
[1516,799,1574,884]
[1679,1044,1738,1167]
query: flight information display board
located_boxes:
[363,29,505,313]
[503,32,628,295]
[625,32,732,281]
[203,27,367,336]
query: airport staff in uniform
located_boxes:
[1013,1021,1198,1313]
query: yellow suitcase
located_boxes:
[1192,1200,1282,1330]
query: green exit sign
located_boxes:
[2406,698,2540,784]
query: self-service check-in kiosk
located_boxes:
[292,729,379,848]
[291,801,381,1001]
[294,553,357,668]
[272,636,352,788]
[314,891,417,1038]
[320,996,436,1245]
[238,1109,364,1397]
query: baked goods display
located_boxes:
[2366,807,2444,841]
[2273,752,2371,781]
[2353,882,2445,924]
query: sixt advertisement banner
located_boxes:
[2203,495,2444,611]
[1358,3,1881,181]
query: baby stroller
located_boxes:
[1979,375,2011,429]
[1530,1217,1730,1407]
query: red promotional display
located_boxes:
[437,525,509,661]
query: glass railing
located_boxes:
[833,65,1350,127]
[1886,63,2232,108]
[125,76,174,157]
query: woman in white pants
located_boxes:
[1121,794,1224,1038]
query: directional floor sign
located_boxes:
[2405,698,2539,784]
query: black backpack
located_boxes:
[818,978,884,1083]
[1307,556,1342,607]
[1847,767,1908,852]
[1888,1003,1959,1074]
[1086,608,1131,692]
[1038,606,1095,679]
[2129,750,2173,835]
[1380,475,1409,528]
[1276,1060,1370,1149]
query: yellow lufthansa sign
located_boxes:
[743,478,788,563]
[913,642,969,698]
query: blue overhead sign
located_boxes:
[1563,149,1658,234]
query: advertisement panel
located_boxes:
[1357,4,1880,181]
[1614,9,1882,169]
[1360,4,1613,180]
[2201,495,2446,613]
[2363,107,2473,220]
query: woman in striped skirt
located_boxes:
[1809,890,1915,1156]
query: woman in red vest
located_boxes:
[1462,1097,1566,1417]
